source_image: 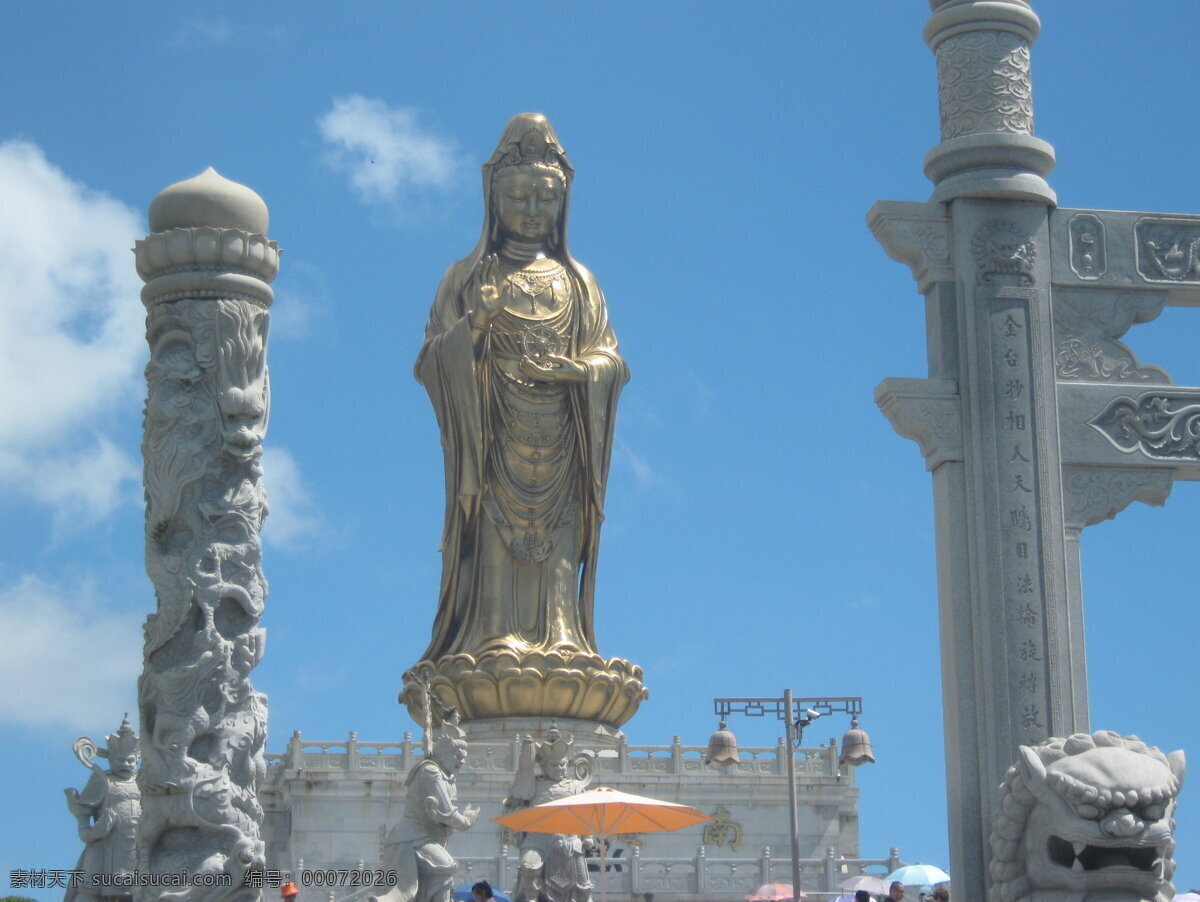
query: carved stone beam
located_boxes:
[1050,208,1200,308]
[1057,382,1200,482]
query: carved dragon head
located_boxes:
[990,731,1184,902]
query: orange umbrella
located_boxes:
[493,787,710,902]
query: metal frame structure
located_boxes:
[712,692,865,902]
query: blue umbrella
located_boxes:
[885,865,950,887]
[452,885,511,902]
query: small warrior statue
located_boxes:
[505,726,596,902]
[370,700,479,902]
[64,715,141,902]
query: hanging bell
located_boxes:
[839,719,875,766]
[704,720,740,766]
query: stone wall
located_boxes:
[260,733,898,901]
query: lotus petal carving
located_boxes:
[404,649,648,727]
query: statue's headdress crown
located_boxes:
[535,723,573,767]
[495,127,568,180]
[105,714,140,760]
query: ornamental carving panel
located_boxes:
[973,221,1037,287]
[1090,391,1200,461]
[1135,217,1200,283]
[1068,213,1106,280]
[1061,467,1173,530]
[1052,290,1167,384]
[937,31,1034,140]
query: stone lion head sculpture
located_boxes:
[989,730,1184,902]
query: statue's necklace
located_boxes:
[506,261,565,311]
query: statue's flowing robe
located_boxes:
[65,772,139,902]
[375,759,470,902]
[415,257,626,660]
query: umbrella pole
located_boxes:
[598,835,608,902]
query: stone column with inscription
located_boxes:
[873,2,1200,899]
[134,169,278,902]
[873,3,1075,899]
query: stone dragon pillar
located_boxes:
[133,169,279,901]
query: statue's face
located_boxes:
[114,754,138,779]
[542,757,566,781]
[493,169,563,244]
[435,740,469,774]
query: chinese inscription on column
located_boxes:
[977,219,1050,744]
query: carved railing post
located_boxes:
[823,847,836,894]
[134,168,279,901]
[288,730,303,770]
[497,844,509,890]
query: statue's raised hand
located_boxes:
[462,804,480,827]
[469,254,504,328]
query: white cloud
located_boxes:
[317,96,460,205]
[171,18,288,48]
[262,446,321,550]
[0,575,141,731]
[0,438,140,530]
[176,17,233,44]
[0,140,145,523]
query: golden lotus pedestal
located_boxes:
[402,649,648,730]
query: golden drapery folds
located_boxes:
[403,114,646,727]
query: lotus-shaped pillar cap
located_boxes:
[148,167,269,234]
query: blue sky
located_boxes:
[2,1,1198,896]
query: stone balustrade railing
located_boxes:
[446,845,903,898]
[265,732,845,780]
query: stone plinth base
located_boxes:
[403,649,648,727]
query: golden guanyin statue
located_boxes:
[403,114,646,727]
